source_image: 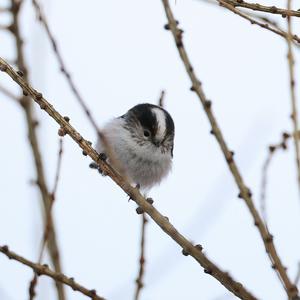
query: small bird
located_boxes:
[92,103,175,191]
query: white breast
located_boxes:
[97,117,172,190]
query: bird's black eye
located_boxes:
[143,129,151,137]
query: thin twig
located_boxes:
[0,24,9,30]
[158,90,166,107]
[8,1,65,299]
[134,91,166,299]
[31,0,102,139]
[222,0,300,17]
[245,11,300,47]
[286,0,300,197]
[0,84,19,102]
[260,132,291,223]
[52,138,64,196]
[134,215,147,300]
[29,138,64,300]
[31,0,124,189]
[160,0,298,298]
[0,245,105,300]
[217,0,300,45]
[0,57,258,300]
[295,262,300,286]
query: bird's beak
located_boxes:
[152,139,161,147]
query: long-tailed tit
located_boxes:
[91,103,175,191]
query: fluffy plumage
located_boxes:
[96,103,175,190]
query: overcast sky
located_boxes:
[0,0,300,299]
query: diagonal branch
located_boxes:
[160,0,298,299]
[0,56,257,300]
[8,1,65,299]
[0,245,105,300]
[217,0,300,45]
[0,84,19,102]
[221,0,300,17]
[31,0,102,139]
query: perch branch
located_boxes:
[160,0,298,298]
[0,56,257,300]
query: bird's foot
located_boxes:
[89,153,107,176]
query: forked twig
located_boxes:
[160,0,298,298]
[217,0,300,45]
[221,0,300,17]
[260,133,291,223]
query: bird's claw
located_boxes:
[89,152,108,176]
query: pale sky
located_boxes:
[0,0,300,299]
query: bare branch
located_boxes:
[160,0,299,298]
[52,138,64,196]
[217,0,300,45]
[221,0,300,17]
[260,132,291,223]
[7,1,65,299]
[286,0,300,197]
[31,0,102,139]
[29,138,64,300]
[134,215,147,300]
[0,56,257,300]
[0,84,19,102]
[295,262,300,286]
[158,90,166,107]
[0,245,105,300]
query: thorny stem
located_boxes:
[160,0,299,299]
[0,56,258,300]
